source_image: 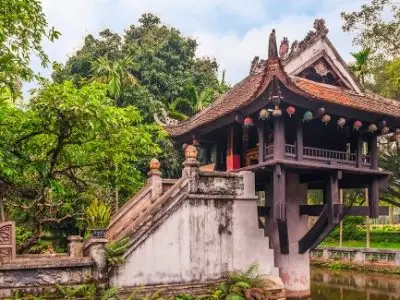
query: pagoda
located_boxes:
[160,19,400,297]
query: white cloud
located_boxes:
[27,0,364,90]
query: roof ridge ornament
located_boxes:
[154,108,179,126]
[268,29,278,59]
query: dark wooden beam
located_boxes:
[273,114,285,160]
[369,134,378,170]
[356,133,363,168]
[278,220,289,254]
[298,205,333,254]
[368,179,379,218]
[273,164,286,221]
[296,117,303,160]
[299,204,389,216]
[257,121,265,164]
[325,171,340,225]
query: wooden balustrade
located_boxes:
[244,143,371,168]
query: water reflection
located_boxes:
[311,268,400,300]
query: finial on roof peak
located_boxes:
[268,29,278,59]
[313,18,328,37]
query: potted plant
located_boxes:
[86,199,111,238]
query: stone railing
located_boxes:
[0,222,16,264]
[311,247,400,265]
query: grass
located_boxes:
[321,240,400,249]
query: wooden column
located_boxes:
[257,121,265,164]
[368,179,379,218]
[325,171,340,225]
[356,133,363,168]
[296,118,303,160]
[369,134,378,169]
[272,164,286,221]
[273,115,285,160]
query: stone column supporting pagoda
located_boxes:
[268,172,310,298]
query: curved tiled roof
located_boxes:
[290,76,400,118]
[164,59,400,138]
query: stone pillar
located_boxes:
[238,171,256,199]
[322,249,329,261]
[182,145,200,193]
[68,235,83,258]
[268,172,310,299]
[148,158,163,202]
[84,238,108,288]
[354,250,364,264]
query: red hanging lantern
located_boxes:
[244,116,254,128]
[286,106,295,117]
[353,120,363,131]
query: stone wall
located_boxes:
[0,257,93,297]
[110,170,279,289]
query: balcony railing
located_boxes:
[303,146,356,163]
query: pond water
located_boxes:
[311,268,400,300]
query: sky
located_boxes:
[29,0,366,89]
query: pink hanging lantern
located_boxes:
[244,116,254,128]
[272,105,282,117]
[368,124,377,133]
[353,120,363,131]
[321,114,331,125]
[337,117,346,128]
[286,106,295,117]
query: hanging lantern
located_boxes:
[353,120,363,131]
[316,107,326,117]
[286,106,295,117]
[337,117,346,128]
[390,133,400,142]
[182,143,189,151]
[244,116,254,128]
[368,124,377,133]
[321,114,331,125]
[192,139,200,146]
[259,108,270,120]
[381,126,390,134]
[380,120,387,128]
[272,105,282,117]
[303,111,313,122]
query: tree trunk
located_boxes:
[114,163,119,213]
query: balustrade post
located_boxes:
[273,114,285,160]
[257,121,265,164]
[296,118,303,160]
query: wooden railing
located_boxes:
[303,146,356,164]
[285,144,296,157]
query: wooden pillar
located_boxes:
[369,134,378,169]
[325,171,339,225]
[273,164,286,221]
[274,115,285,160]
[356,133,363,168]
[368,179,379,218]
[296,118,303,160]
[257,121,265,164]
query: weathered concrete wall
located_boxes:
[0,257,93,297]
[268,172,310,298]
[110,193,278,287]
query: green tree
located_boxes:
[92,56,139,106]
[0,0,60,96]
[342,0,400,57]
[169,86,215,119]
[0,81,163,252]
[349,48,371,86]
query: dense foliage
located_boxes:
[0,82,164,252]
[0,0,60,98]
